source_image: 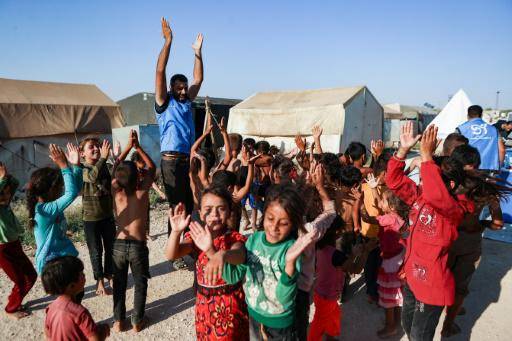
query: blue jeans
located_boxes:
[401,284,444,341]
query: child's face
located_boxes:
[263,202,293,244]
[67,271,86,296]
[200,193,230,231]
[81,141,100,164]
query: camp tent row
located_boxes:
[0,78,124,185]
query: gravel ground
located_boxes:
[1,204,511,340]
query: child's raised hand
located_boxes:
[100,140,111,159]
[285,229,318,264]
[312,125,323,139]
[248,154,262,165]
[371,139,384,157]
[295,134,306,151]
[168,203,191,233]
[420,125,439,160]
[311,163,325,188]
[219,117,227,133]
[189,221,213,253]
[399,121,421,151]
[365,173,380,189]
[49,144,68,169]
[65,143,80,166]
[350,185,362,200]
[161,17,173,42]
[0,162,6,179]
[129,129,140,149]
[112,140,121,159]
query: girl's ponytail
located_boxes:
[26,167,62,230]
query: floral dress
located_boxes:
[185,229,249,340]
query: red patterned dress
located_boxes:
[185,229,249,340]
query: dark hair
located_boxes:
[373,156,389,176]
[255,141,270,154]
[316,215,345,249]
[319,153,342,182]
[78,136,99,152]
[26,168,63,229]
[243,138,256,148]
[229,133,243,152]
[462,171,512,204]
[383,190,409,221]
[41,256,84,295]
[130,152,143,164]
[271,156,294,182]
[263,184,306,234]
[468,105,483,118]
[443,133,469,156]
[345,142,366,162]
[201,185,233,211]
[451,145,481,169]
[439,157,465,193]
[269,145,280,156]
[337,166,363,187]
[170,74,188,86]
[114,161,138,195]
[211,170,237,188]
[192,148,216,171]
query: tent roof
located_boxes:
[0,78,125,139]
[428,89,472,139]
[0,78,118,106]
[233,86,364,110]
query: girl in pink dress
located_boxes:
[362,174,409,339]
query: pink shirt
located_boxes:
[45,296,97,341]
[314,245,345,301]
[377,213,404,259]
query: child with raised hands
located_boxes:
[80,137,116,296]
[385,122,473,340]
[361,173,409,338]
[0,162,37,319]
[220,183,322,340]
[165,187,249,340]
[111,131,155,333]
[27,144,83,276]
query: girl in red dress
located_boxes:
[165,186,249,340]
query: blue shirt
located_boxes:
[155,94,195,154]
[34,166,82,274]
[457,118,500,171]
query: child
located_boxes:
[345,142,373,177]
[80,137,116,296]
[111,132,155,333]
[361,180,408,338]
[27,144,83,275]
[386,123,473,340]
[221,184,321,340]
[43,256,110,341]
[227,133,243,174]
[165,186,249,340]
[0,162,37,319]
[308,216,362,341]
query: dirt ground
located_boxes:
[0,204,511,340]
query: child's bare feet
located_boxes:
[113,320,128,333]
[377,326,398,339]
[96,280,112,296]
[132,317,149,333]
[6,309,31,320]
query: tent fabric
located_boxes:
[0,78,125,138]
[428,89,472,139]
[228,86,364,136]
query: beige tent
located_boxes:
[0,78,124,186]
[228,86,383,152]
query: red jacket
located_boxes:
[386,157,473,306]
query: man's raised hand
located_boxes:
[161,17,172,43]
[192,33,203,54]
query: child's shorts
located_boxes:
[241,193,264,212]
[308,292,342,340]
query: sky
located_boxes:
[1,0,511,109]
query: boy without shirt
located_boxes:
[111,131,156,333]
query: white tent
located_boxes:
[227,86,383,153]
[428,89,472,138]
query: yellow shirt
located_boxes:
[361,183,384,238]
